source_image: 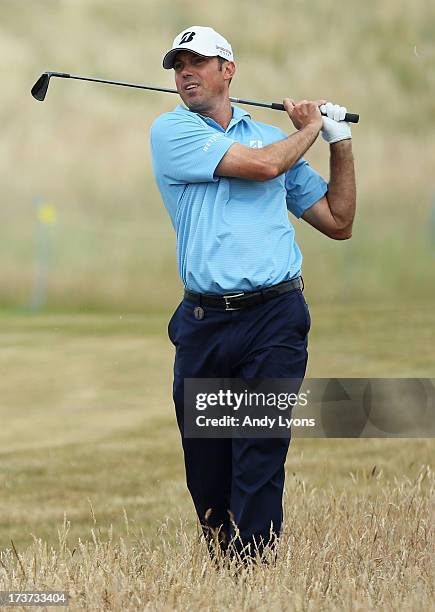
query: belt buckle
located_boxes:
[223,292,244,311]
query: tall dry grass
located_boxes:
[0,466,432,611]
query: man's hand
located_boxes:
[283,98,326,132]
[216,98,330,181]
[320,102,352,144]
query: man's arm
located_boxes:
[215,99,325,181]
[302,140,356,240]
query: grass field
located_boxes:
[0,307,433,609]
[1,1,434,608]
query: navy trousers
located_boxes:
[168,287,311,560]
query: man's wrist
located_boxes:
[330,139,353,154]
[302,121,322,134]
[299,122,321,144]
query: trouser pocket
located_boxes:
[168,302,182,345]
[295,290,311,336]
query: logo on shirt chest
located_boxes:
[249,140,263,149]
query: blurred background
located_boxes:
[2,0,434,312]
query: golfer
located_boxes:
[150,26,356,562]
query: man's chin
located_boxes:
[181,94,207,113]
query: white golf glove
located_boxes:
[320,102,352,144]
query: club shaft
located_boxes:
[67,76,279,109]
[67,73,178,95]
[44,72,360,123]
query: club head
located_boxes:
[31,73,51,101]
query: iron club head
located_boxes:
[31,72,71,101]
[31,73,51,101]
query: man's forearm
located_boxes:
[326,140,356,233]
[260,123,320,177]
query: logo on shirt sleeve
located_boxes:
[249,140,263,148]
[203,133,222,152]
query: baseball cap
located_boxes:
[163,26,234,69]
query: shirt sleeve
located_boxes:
[150,111,235,184]
[285,158,328,218]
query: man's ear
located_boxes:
[224,61,236,82]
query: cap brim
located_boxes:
[162,48,213,69]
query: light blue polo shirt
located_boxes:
[150,104,327,294]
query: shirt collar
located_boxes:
[175,104,250,131]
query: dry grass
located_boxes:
[0,467,433,611]
[0,311,434,609]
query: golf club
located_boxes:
[31,71,360,123]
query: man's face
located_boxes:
[173,51,232,113]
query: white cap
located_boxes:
[163,26,234,69]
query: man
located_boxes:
[150,26,355,563]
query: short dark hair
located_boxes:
[217,56,232,85]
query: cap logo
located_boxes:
[180,31,196,44]
[216,45,231,57]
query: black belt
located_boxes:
[184,277,303,311]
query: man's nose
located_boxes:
[180,64,194,77]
